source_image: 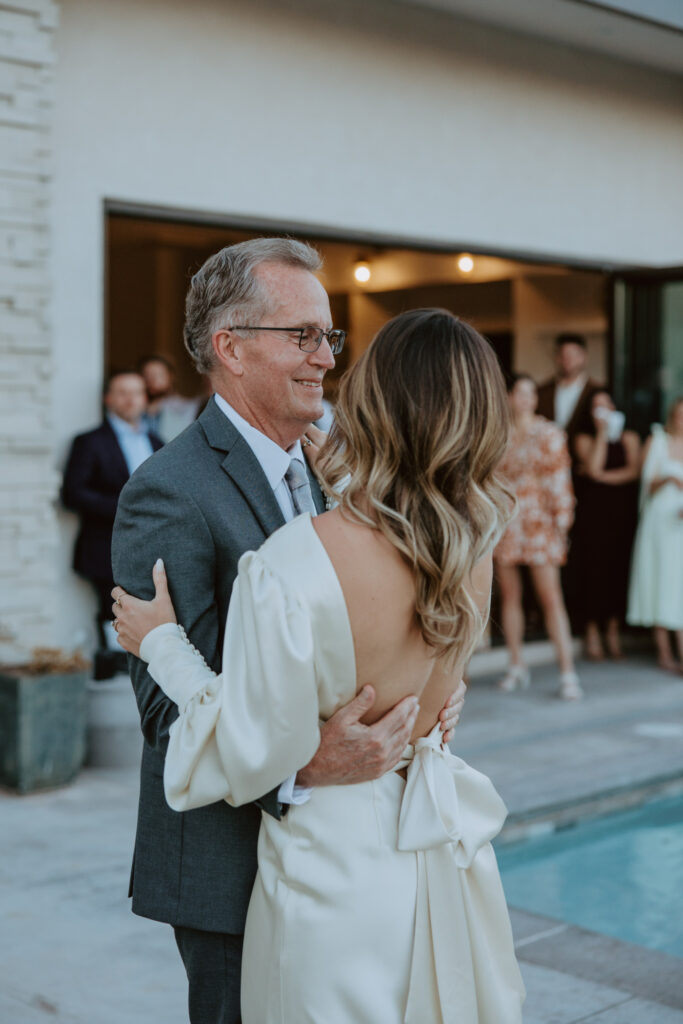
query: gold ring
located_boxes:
[302,437,312,448]
[115,596,122,607]
[113,619,120,632]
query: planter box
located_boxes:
[0,670,88,793]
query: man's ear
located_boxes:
[212,328,244,377]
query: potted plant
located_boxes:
[0,642,90,793]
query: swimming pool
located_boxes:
[496,794,683,957]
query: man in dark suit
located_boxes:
[111,239,463,1024]
[536,333,601,457]
[537,334,604,625]
[62,371,162,679]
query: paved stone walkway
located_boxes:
[1,656,682,1022]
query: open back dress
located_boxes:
[139,513,525,1023]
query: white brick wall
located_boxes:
[0,0,59,653]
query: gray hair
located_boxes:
[183,237,323,374]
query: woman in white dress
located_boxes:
[627,397,683,672]
[113,309,525,1023]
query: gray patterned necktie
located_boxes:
[285,458,317,517]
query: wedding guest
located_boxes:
[627,397,683,673]
[536,333,601,458]
[139,354,202,442]
[494,374,582,699]
[62,372,163,679]
[572,391,640,660]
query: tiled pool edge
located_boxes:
[498,772,683,845]
[510,908,683,1013]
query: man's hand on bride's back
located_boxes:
[111,559,177,658]
[295,680,466,788]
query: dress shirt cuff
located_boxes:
[277,773,313,806]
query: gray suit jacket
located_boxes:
[111,397,325,934]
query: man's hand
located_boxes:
[296,686,419,788]
[295,679,467,788]
[439,677,466,744]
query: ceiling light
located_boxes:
[457,254,474,274]
[353,260,371,284]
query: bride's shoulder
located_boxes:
[238,515,323,593]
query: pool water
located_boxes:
[496,794,683,957]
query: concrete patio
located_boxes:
[2,655,682,1023]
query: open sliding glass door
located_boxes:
[611,268,683,437]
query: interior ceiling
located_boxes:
[108,215,583,296]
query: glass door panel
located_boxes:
[611,270,683,437]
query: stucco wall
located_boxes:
[48,0,683,648]
[0,0,59,653]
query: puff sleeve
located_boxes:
[639,424,666,511]
[139,549,322,811]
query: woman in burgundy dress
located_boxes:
[572,390,641,660]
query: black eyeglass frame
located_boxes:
[229,325,346,355]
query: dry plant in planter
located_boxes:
[0,641,91,793]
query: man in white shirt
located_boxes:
[139,354,202,442]
[537,333,601,457]
[112,238,463,1024]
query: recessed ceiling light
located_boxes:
[353,260,371,283]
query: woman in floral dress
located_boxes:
[494,374,581,699]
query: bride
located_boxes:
[113,308,525,1023]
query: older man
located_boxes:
[112,238,462,1024]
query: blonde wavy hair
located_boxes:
[316,308,514,668]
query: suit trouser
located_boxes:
[88,577,116,647]
[174,926,243,1024]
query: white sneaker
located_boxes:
[497,665,531,692]
[559,671,583,700]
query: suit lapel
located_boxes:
[307,462,326,514]
[566,380,594,437]
[101,420,131,485]
[199,398,286,537]
[221,444,287,536]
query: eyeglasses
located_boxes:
[230,325,346,356]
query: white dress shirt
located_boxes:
[214,393,308,521]
[107,413,154,474]
[214,393,313,806]
[553,373,586,429]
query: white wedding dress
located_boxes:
[140,513,525,1023]
[627,424,683,630]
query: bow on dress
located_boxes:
[395,724,525,1024]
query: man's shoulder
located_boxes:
[70,420,112,445]
[123,419,209,487]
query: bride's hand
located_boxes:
[301,423,327,467]
[111,559,177,658]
